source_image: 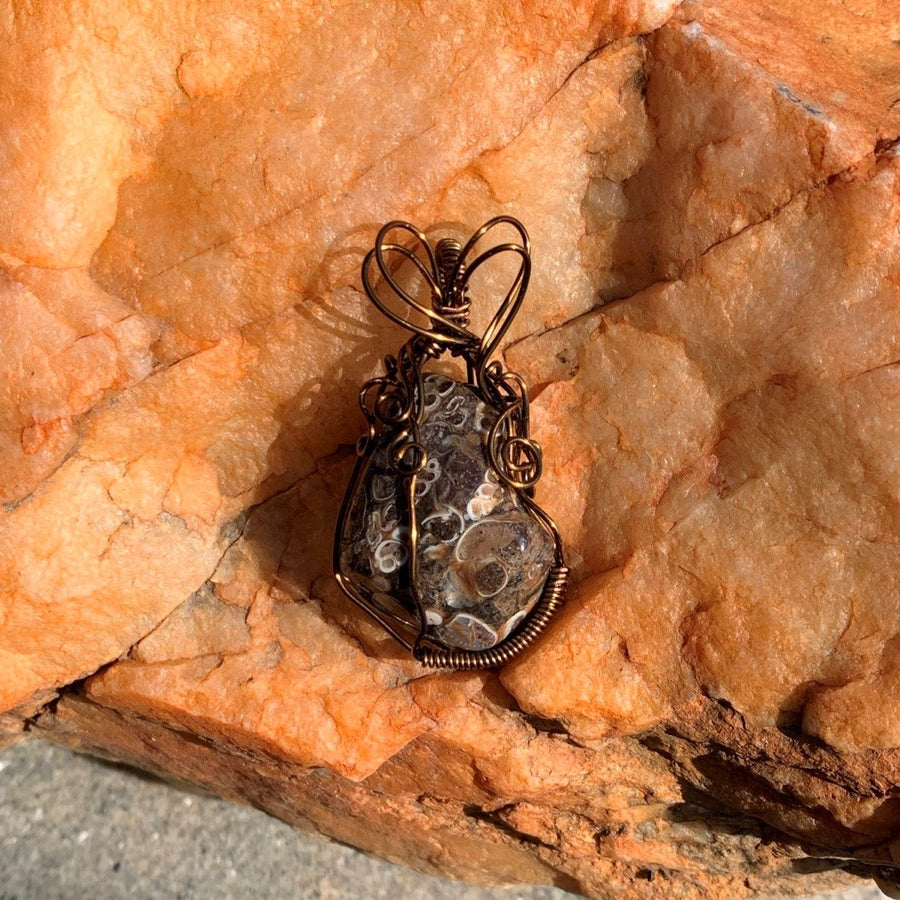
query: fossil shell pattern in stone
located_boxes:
[340,373,554,651]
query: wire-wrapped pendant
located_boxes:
[334,217,568,669]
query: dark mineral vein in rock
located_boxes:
[341,374,555,651]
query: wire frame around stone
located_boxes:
[333,217,568,669]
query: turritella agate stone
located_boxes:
[340,373,555,651]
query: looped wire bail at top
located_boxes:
[361,216,532,388]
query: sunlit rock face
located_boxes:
[3,1,900,898]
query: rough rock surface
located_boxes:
[1,1,899,898]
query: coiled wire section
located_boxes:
[415,566,569,669]
[434,238,470,329]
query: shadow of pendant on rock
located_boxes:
[333,217,569,669]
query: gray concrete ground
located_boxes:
[0,740,886,900]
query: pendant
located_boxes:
[334,217,568,669]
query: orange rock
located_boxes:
[2,0,899,897]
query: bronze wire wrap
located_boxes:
[333,216,569,669]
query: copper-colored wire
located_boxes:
[413,566,569,670]
[334,216,567,669]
